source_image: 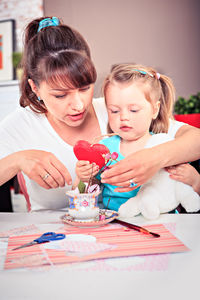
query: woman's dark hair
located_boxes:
[20,17,97,113]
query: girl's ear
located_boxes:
[152,101,160,119]
[28,79,39,97]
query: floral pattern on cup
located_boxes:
[66,191,100,222]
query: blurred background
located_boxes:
[44,0,200,99]
[0,0,199,98]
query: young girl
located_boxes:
[76,63,200,215]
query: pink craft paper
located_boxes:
[4,223,189,270]
[0,224,39,238]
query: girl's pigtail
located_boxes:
[150,74,175,133]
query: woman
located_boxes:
[0,17,199,211]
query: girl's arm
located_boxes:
[166,163,200,195]
[101,125,200,192]
[0,150,72,188]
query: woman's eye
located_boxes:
[54,94,66,99]
[80,86,90,92]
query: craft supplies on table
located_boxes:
[4,222,189,270]
[12,232,65,251]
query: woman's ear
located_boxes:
[152,101,160,119]
[28,79,39,96]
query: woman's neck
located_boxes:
[120,133,151,157]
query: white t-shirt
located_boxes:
[0,97,186,211]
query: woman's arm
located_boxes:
[0,150,72,188]
[163,125,200,165]
[0,153,21,186]
[101,125,200,192]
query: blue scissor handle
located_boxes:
[34,232,65,244]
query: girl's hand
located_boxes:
[166,163,200,195]
[101,148,161,192]
[17,150,72,189]
[76,160,99,182]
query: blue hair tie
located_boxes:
[37,17,60,33]
[133,69,154,78]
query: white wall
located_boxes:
[0,0,43,51]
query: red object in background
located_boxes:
[174,113,200,128]
[73,140,110,169]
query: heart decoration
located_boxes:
[73,140,110,169]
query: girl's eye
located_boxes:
[111,110,119,114]
[130,109,138,112]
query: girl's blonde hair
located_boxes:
[103,63,176,133]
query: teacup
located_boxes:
[66,190,100,222]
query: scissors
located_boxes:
[12,232,65,251]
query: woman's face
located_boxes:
[105,81,159,141]
[31,80,94,127]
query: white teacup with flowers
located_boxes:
[66,183,101,222]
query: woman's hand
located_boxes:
[101,148,162,192]
[18,150,72,189]
[166,163,200,195]
[76,160,99,182]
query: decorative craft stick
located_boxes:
[115,219,160,238]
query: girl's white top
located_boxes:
[0,98,186,211]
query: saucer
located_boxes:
[61,209,119,227]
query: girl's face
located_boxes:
[105,82,159,141]
[29,80,94,127]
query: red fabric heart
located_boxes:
[73,140,110,169]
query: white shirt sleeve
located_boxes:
[167,118,188,138]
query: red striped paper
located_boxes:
[4,223,189,270]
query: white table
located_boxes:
[0,211,199,300]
